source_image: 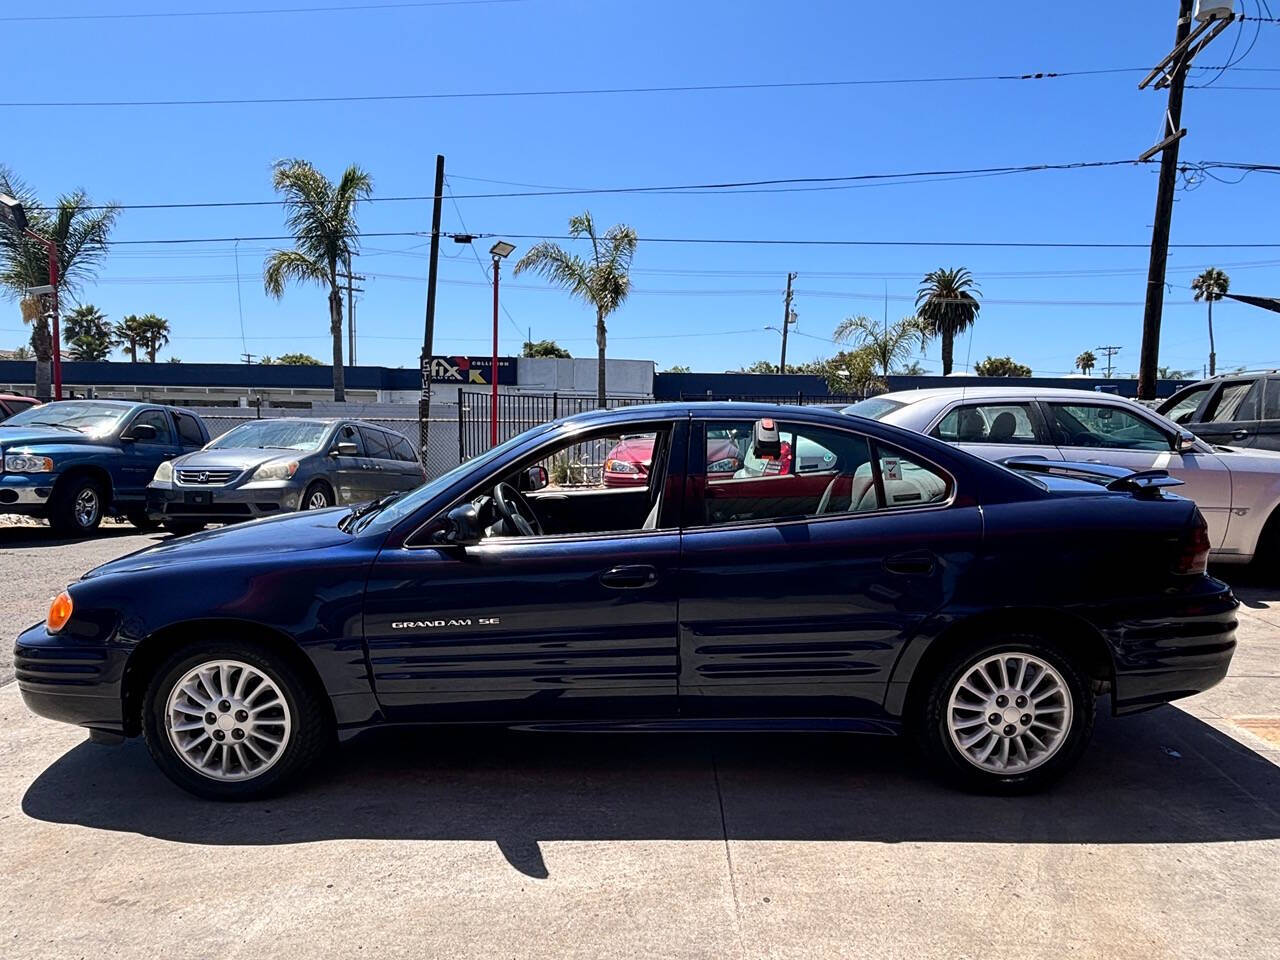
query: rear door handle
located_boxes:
[883,551,935,576]
[600,564,658,590]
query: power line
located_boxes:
[0,0,523,23]
[0,68,1148,109]
[443,178,525,342]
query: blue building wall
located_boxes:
[0,360,422,391]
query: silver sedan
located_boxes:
[845,386,1280,565]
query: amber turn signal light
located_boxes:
[47,591,73,633]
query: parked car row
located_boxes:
[0,399,424,536]
[16,400,1236,802]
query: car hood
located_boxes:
[176,447,304,471]
[1212,445,1280,472]
[607,436,655,464]
[0,426,95,447]
[81,509,352,579]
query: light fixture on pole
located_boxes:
[488,241,516,448]
[1,194,62,401]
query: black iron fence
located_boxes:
[677,391,865,405]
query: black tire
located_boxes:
[141,639,331,801]
[48,474,105,536]
[301,480,334,511]
[917,635,1095,794]
[162,519,206,536]
[125,508,162,532]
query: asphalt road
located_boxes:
[2,525,1279,958]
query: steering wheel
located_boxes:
[492,482,544,537]
[1071,431,1101,448]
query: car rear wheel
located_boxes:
[142,640,330,800]
[918,636,1094,793]
[301,480,333,511]
[48,475,104,536]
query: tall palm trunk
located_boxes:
[596,308,607,406]
[1207,299,1216,377]
[329,282,346,401]
[941,331,954,376]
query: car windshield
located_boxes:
[354,421,556,535]
[208,420,329,451]
[1,401,128,437]
[842,397,906,421]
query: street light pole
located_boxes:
[1,194,61,400]
[488,241,516,449]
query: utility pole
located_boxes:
[241,352,257,365]
[419,154,445,467]
[1136,1,1234,400]
[1097,345,1123,379]
[337,256,365,366]
[779,272,797,374]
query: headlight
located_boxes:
[5,453,54,473]
[252,460,300,481]
[153,460,173,483]
[707,457,742,473]
[604,458,639,473]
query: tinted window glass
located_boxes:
[391,434,417,462]
[1048,403,1169,451]
[874,443,952,509]
[174,412,204,445]
[1205,380,1262,423]
[933,403,1041,444]
[359,426,392,459]
[1266,379,1280,421]
[5,399,36,417]
[131,409,172,443]
[1163,385,1212,425]
[337,423,365,456]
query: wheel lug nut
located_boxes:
[1021,714,1032,725]
[989,713,1000,724]
[213,730,226,741]
[1015,696,1027,708]
[235,709,248,722]
[232,728,245,740]
[218,700,231,712]
[996,695,1008,707]
[1003,724,1016,736]
[205,712,216,724]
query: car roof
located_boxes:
[554,401,863,430]
[0,393,37,402]
[867,386,1145,405]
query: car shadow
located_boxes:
[0,524,164,548]
[22,705,1280,878]
[1210,565,1280,610]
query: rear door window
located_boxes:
[358,426,392,459]
[932,403,1043,444]
[1204,380,1262,423]
[174,412,205,447]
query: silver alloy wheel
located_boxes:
[165,659,292,782]
[74,487,100,528]
[946,652,1073,774]
[305,488,330,510]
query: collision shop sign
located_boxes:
[421,355,517,389]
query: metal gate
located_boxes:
[457,391,652,461]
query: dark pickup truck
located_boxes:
[0,399,209,535]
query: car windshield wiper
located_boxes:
[338,493,400,532]
[4,420,76,430]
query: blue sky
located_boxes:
[2,0,1278,377]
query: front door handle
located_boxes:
[1232,429,1249,441]
[600,564,658,590]
[883,551,935,576]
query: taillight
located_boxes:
[1173,512,1211,576]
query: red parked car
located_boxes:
[603,431,744,487]
[0,393,39,422]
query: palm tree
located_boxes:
[1191,267,1230,377]
[514,211,637,404]
[63,304,115,361]
[115,314,148,362]
[138,313,170,362]
[0,165,119,399]
[833,315,928,378]
[263,159,372,401]
[915,267,981,376]
[1075,350,1096,376]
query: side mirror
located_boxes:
[1176,430,1197,453]
[124,423,158,442]
[521,465,548,492]
[432,503,482,547]
[330,441,359,457]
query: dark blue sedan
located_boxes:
[14,403,1237,799]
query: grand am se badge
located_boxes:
[390,618,501,629]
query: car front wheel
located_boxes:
[48,475,105,536]
[919,636,1094,793]
[142,640,330,800]
[301,481,334,511]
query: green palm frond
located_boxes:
[1191,267,1230,302]
[263,248,328,299]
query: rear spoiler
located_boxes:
[1001,457,1183,498]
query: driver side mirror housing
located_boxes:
[432,503,482,547]
[520,465,548,492]
[330,441,359,457]
[1176,429,1197,453]
[123,423,158,442]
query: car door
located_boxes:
[1189,378,1263,449]
[361,418,687,723]
[387,432,426,492]
[329,422,377,503]
[171,410,207,454]
[1248,377,1280,453]
[356,425,402,498]
[929,400,1062,464]
[1042,398,1234,548]
[116,407,179,500]
[677,416,981,722]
